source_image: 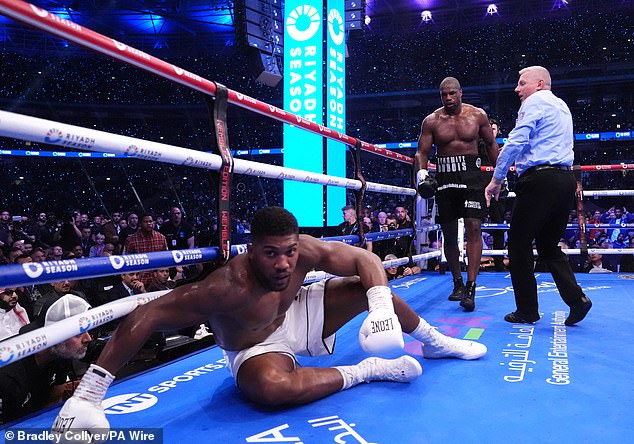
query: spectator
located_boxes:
[30,247,46,262]
[70,244,84,259]
[393,206,414,260]
[384,254,421,281]
[48,245,63,261]
[34,212,56,250]
[0,288,30,340]
[6,247,23,264]
[89,233,106,258]
[105,272,146,303]
[119,212,138,247]
[160,207,195,250]
[123,213,168,286]
[583,253,617,273]
[90,215,103,236]
[101,212,122,250]
[78,227,93,257]
[337,205,372,251]
[146,268,176,292]
[602,206,634,242]
[57,212,82,252]
[0,294,93,424]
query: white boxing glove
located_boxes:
[52,364,115,444]
[358,286,404,354]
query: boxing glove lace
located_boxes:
[52,364,114,444]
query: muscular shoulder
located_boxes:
[422,110,442,128]
[463,104,488,120]
[196,257,252,311]
[297,234,336,271]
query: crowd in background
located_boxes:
[0,8,633,269]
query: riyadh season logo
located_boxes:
[23,262,44,279]
[109,255,126,270]
[102,393,159,415]
[78,316,92,333]
[171,251,184,264]
[286,5,321,42]
[0,345,14,364]
[327,9,344,46]
[125,145,139,157]
[45,128,63,144]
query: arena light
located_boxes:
[421,10,432,23]
[486,4,498,16]
[553,0,569,8]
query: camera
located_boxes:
[388,222,397,230]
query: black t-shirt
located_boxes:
[160,221,195,250]
[0,355,71,424]
[395,220,414,258]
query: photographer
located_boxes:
[10,217,36,246]
[373,215,399,261]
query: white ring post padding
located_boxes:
[0,290,171,368]
[0,110,415,197]
[481,248,634,256]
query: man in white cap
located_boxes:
[0,294,93,424]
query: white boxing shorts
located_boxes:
[223,279,336,383]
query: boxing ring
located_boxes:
[1,1,634,443]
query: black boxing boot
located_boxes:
[460,281,476,312]
[448,277,465,301]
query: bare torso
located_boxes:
[204,241,312,351]
[427,104,484,156]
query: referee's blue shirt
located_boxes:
[494,89,574,181]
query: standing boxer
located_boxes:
[415,77,499,311]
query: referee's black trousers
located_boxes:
[508,168,584,318]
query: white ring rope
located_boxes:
[0,110,415,197]
[482,248,634,256]
[0,249,437,368]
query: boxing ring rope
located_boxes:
[0,1,427,372]
[0,110,414,198]
[0,239,439,369]
[0,0,630,372]
[482,248,634,257]
[0,0,411,165]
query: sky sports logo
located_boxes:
[101,359,226,414]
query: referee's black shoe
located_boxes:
[504,311,540,324]
[565,295,592,326]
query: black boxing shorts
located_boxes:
[435,155,486,224]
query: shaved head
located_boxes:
[440,77,461,91]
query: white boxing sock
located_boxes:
[334,365,365,391]
[409,317,437,343]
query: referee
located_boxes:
[485,66,591,326]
